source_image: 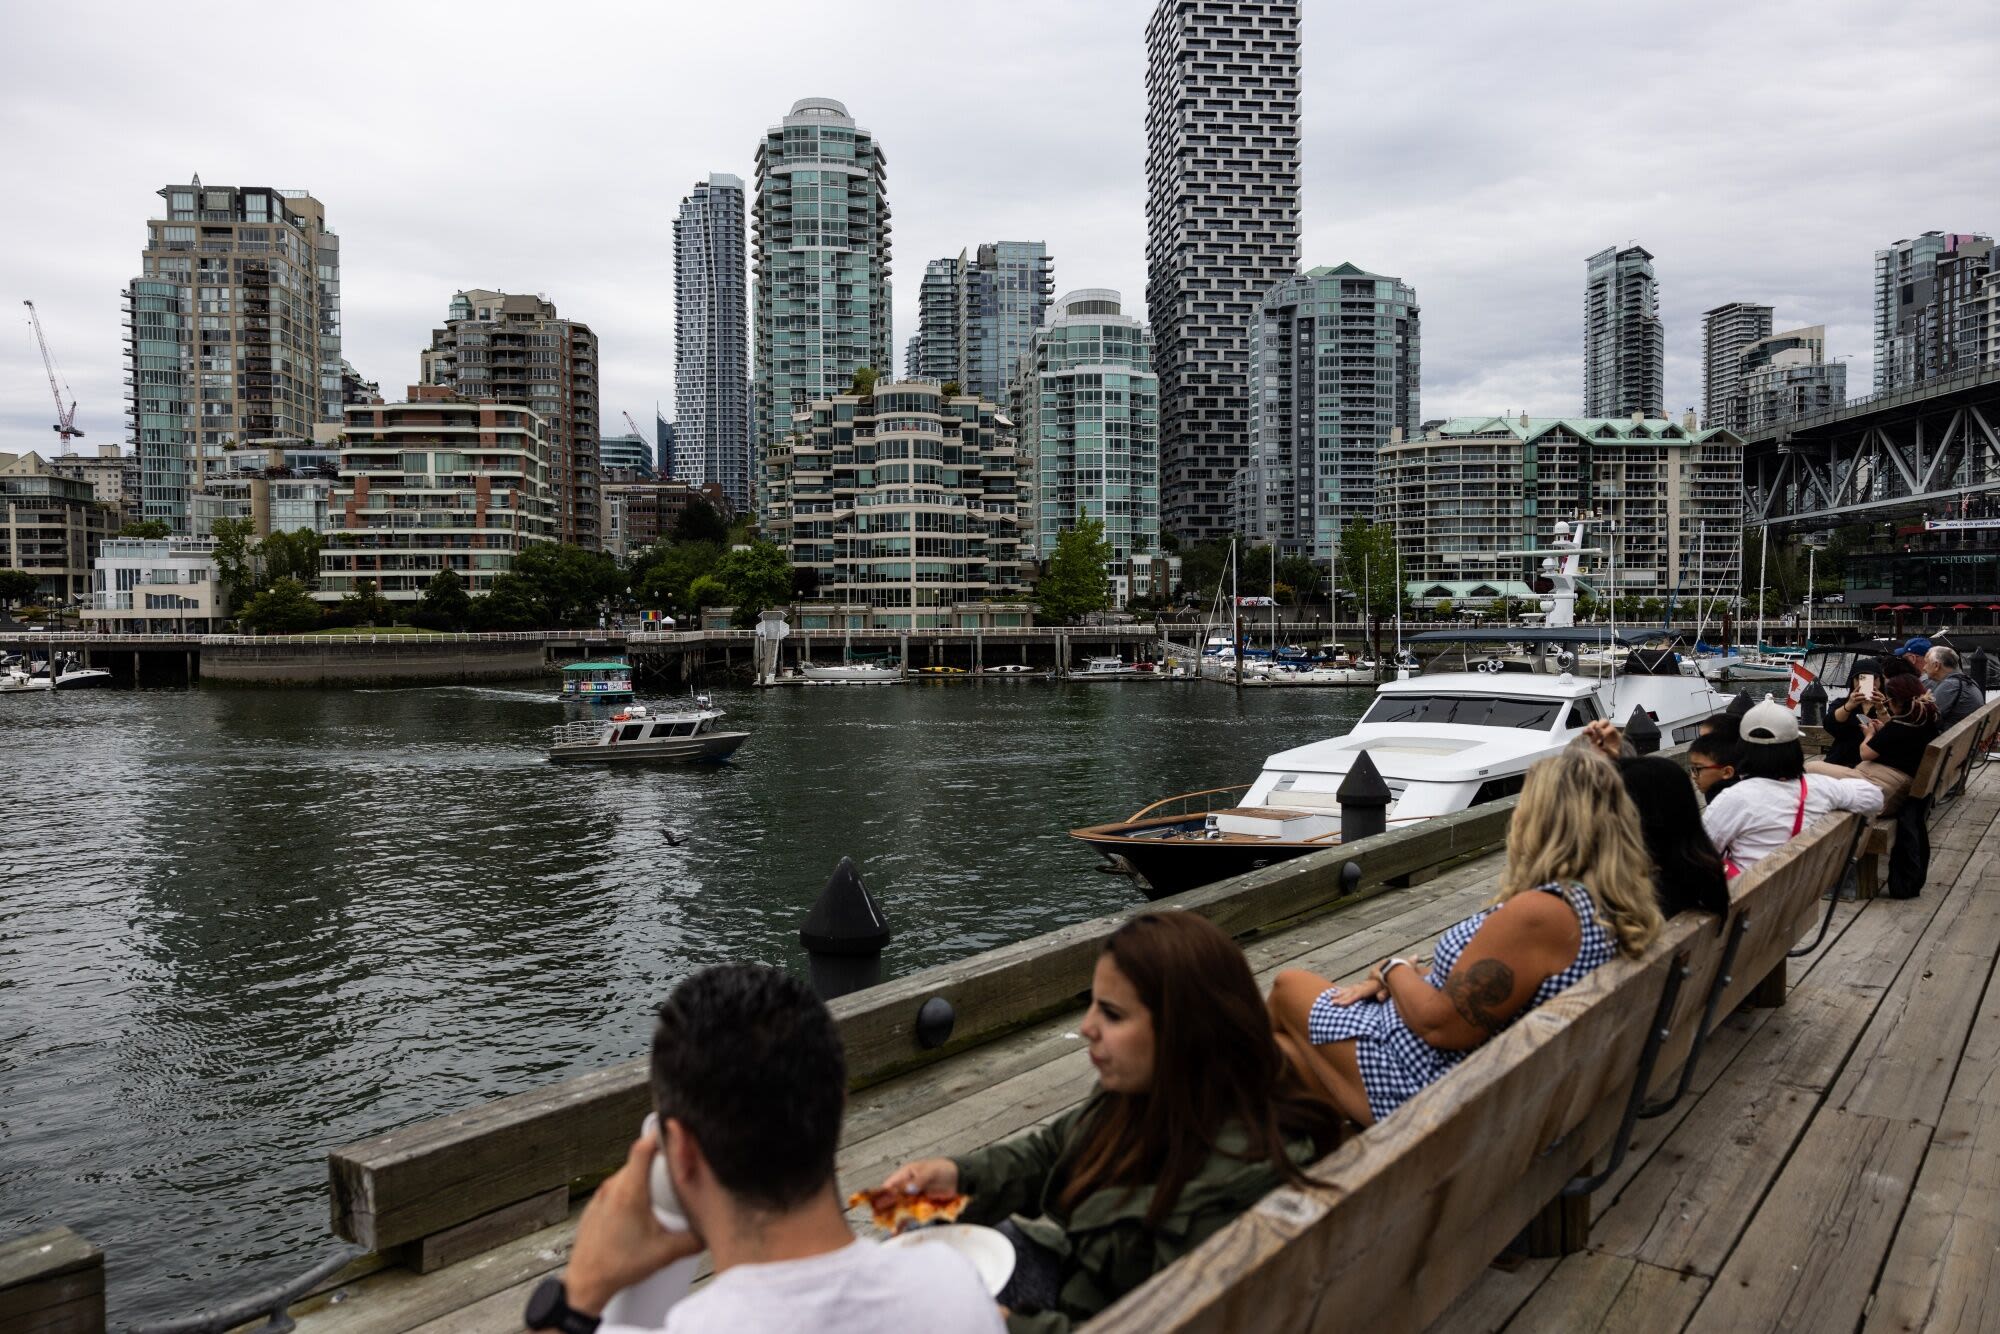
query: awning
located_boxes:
[1921,604,1938,611]
[1952,603,1975,611]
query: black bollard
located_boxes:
[1338,751,1391,844]
[1726,690,1755,718]
[1798,678,1828,727]
[1625,705,1661,756]
[798,856,891,1000]
[1971,647,1991,691]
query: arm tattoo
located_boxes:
[1445,958,1516,1034]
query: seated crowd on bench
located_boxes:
[543,718,1893,1334]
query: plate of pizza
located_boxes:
[847,1187,970,1235]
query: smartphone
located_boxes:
[1853,673,1877,700]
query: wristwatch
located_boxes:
[525,1278,602,1334]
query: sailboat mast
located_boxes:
[1755,526,1769,651]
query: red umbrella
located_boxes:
[1952,603,1974,611]
[1886,603,1913,611]
[1920,604,1938,611]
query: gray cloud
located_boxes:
[0,0,1992,454]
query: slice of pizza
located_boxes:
[847,1187,970,1234]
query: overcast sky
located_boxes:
[2,0,1994,455]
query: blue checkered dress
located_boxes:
[1306,881,1616,1122]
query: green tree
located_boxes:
[210,517,258,600]
[237,578,322,634]
[469,573,544,630]
[338,578,395,627]
[940,380,962,398]
[848,366,879,397]
[1434,597,1456,620]
[1574,590,1600,622]
[1276,555,1322,605]
[1174,540,1232,601]
[0,568,39,611]
[259,528,323,587]
[633,540,723,615]
[118,520,170,539]
[510,543,623,627]
[1337,519,1402,653]
[670,499,731,546]
[411,568,472,631]
[709,540,794,624]
[686,573,727,611]
[1037,517,1113,623]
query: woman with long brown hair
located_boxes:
[1269,747,1663,1127]
[877,911,1340,1332]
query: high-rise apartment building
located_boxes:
[1700,302,1773,431]
[752,97,892,512]
[318,386,554,601]
[673,173,750,513]
[1235,264,1419,561]
[1145,0,1302,543]
[1739,326,1847,431]
[655,410,677,478]
[1013,290,1160,575]
[127,177,339,534]
[763,381,1029,630]
[1583,245,1665,418]
[916,244,1055,401]
[420,290,601,549]
[1874,231,1995,393]
[0,453,117,603]
[903,334,923,381]
[598,432,655,480]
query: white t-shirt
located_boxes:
[1703,773,1883,871]
[640,1239,1003,1334]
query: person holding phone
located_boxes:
[1808,674,1940,814]
[1823,662,1883,768]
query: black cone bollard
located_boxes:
[798,856,891,1000]
[1338,751,1391,844]
[1726,690,1755,718]
[1626,706,1661,756]
[1798,679,1828,727]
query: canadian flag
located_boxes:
[1786,660,1817,709]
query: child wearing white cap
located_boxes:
[1702,701,1883,874]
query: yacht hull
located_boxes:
[1070,817,1323,898]
[548,731,748,764]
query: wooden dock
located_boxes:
[8,744,1996,1333]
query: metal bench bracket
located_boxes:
[1562,950,1688,1197]
[1640,914,1749,1120]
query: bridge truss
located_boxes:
[1743,366,2000,532]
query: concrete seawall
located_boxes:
[201,638,547,687]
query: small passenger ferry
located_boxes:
[546,700,748,765]
[560,659,635,701]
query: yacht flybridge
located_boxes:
[1071,520,1726,897]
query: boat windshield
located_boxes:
[1361,694,1568,730]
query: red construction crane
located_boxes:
[621,409,647,441]
[23,300,84,445]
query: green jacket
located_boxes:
[951,1096,1314,1334]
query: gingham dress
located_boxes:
[1306,881,1615,1122]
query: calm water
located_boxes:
[0,678,1370,1323]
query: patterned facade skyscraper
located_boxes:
[673,173,750,512]
[752,97,892,513]
[1145,0,1302,543]
[1584,244,1665,419]
[1874,231,1995,392]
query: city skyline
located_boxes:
[1,0,1994,456]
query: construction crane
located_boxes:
[621,409,647,441]
[23,300,84,446]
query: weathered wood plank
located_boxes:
[0,1228,104,1334]
[1424,1257,1556,1334]
[1499,1252,1706,1334]
[1682,1110,1931,1334]
[1862,966,2000,1333]
[416,1186,567,1276]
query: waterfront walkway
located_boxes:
[289,763,2000,1333]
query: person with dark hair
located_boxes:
[548,965,1000,1334]
[880,912,1341,1333]
[1807,673,1941,814]
[1705,702,1882,873]
[1618,756,1730,917]
[1688,733,1741,802]
[1698,713,1741,745]
[1821,657,1888,768]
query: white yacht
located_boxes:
[799,660,903,683]
[1072,655,1161,680]
[1,663,52,694]
[1073,519,1724,897]
[547,700,748,764]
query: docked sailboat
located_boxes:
[1072,519,1725,897]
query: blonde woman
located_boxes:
[1269,748,1663,1125]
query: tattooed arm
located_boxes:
[1379,894,1583,1052]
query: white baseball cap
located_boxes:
[1741,700,1800,746]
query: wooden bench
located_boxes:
[0,1228,104,1334]
[1086,810,1863,1334]
[1853,696,2000,897]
